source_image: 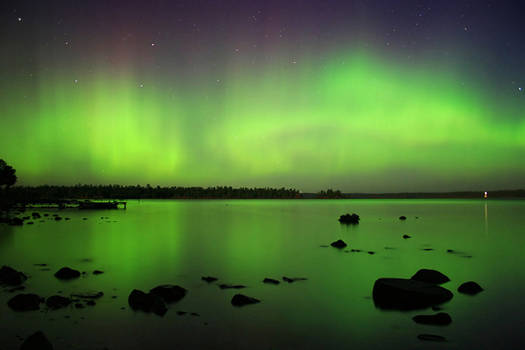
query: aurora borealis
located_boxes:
[1,0,524,192]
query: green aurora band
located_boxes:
[1,50,524,191]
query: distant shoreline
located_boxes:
[3,185,524,201]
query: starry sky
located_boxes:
[1,0,524,192]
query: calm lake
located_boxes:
[1,199,524,349]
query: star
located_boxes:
[17,17,22,22]
[519,87,523,92]
[139,83,144,88]
[151,43,156,47]
[74,79,78,83]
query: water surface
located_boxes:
[1,199,524,349]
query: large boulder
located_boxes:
[8,293,43,311]
[20,331,53,350]
[330,240,347,249]
[54,267,80,280]
[458,281,483,295]
[231,294,260,307]
[0,265,27,286]
[372,278,453,310]
[412,312,452,325]
[149,285,187,303]
[46,295,72,310]
[411,269,450,285]
[128,289,167,316]
[338,213,360,224]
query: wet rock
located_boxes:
[411,269,450,285]
[219,284,246,289]
[92,270,104,275]
[372,278,453,310]
[201,276,218,283]
[413,312,452,326]
[330,239,347,248]
[71,291,104,299]
[399,216,407,220]
[402,234,411,239]
[20,331,53,350]
[417,334,447,342]
[149,285,187,303]
[0,265,27,286]
[458,281,483,295]
[8,293,43,311]
[128,289,167,316]
[46,295,72,310]
[282,276,307,283]
[231,294,260,307]
[263,278,280,285]
[54,267,80,280]
[338,213,360,224]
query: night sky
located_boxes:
[1,0,524,192]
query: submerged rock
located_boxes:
[201,276,218,283]
[219,284,246,289]
[46,295,72,310]
[399,216,407,220]
[92,270,104,275]
[402,234,411,239]
[372,278,453,310]
[54,267,80,280]
[282,276,307,283]
[149,285,187,303]
[330,239,347,248]
[412,312,452,325]
[231,294,260,307]
[8,293,43,311]
[71,291,104,299]
[0,265,27,286]
[458,281,483,295]
[20,331,53,350]
[417,334,447,342]
[263,278,280,285]
[338,213,360,224]
[411,269,450,285]
[128,289,167,316]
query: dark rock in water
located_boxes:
[399,216,407,220]
[402,234,411,239]
[338,213,360,224]
[20,331,53,350]
[201,276,218,283]
[8,293,43,311]
[54,216,62,221]
[231,294,260,307]
[446,249,455,253]
[150,285,187,303]
[282,276,307,283]
[71,291,104,299]
[54,267,80,280]
[417,334,447,342]
[190,312,200,316]
[413,312,452,326]
[27,221,34,225]
[8,217,24,226]
[421,248,434,251]
[31,212,41,219]
[46,295,72,310]
[330,239,347,248]
[128,289,167,316]
[219,284,246,289]
[368,251,375,255]
[263,278,280,285]
[350,249,362,253]
[372,278,453,310]
[0,265,27,286]
[74,303,84,309]
[92,270,104,275]
[176,311,187,316]
[86,300,96,306]
[458,281,483,295]
[411,269,450,285]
